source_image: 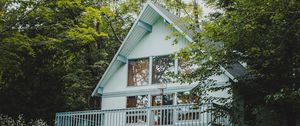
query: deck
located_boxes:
[55,103,231,126]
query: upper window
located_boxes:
[128,58,149,86]
[152,56,175,84]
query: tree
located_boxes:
[176,0,300,125]
[0,0,131,124]
[0,0,203,125]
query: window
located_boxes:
[126,95,148,124]
[151,94,174,106]
[127,95,149,108]
[128,58,149,86]
[151,94,174,125]
[152,56,175,84]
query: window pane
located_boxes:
[152,56,175,84]
[127,95,148,108]
[126,95,148,124]
[128,58,149,86]
[151,94,173,106]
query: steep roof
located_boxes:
[222,63,247,82]
[92,1,193,96]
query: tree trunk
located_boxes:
[193,0,199,28]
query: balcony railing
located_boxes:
[55,103,231,126]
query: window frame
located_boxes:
[127,57,150,87]
[127,54,179,87]
[151,93,175,106]
[151,55,176,85]
[126,95,149,108]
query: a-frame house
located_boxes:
[55,2,235,126]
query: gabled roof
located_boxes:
[221,63,247,82]
[91,1,193,96]
[91,1,246,97]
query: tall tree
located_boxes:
[177,0,300,125]
[0,0,202,124]
[0,0,135,124]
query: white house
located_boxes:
[91,1,234,110]
[55,2,238,126]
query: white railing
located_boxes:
[55,103,231,126]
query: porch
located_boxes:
[55,103,231,126]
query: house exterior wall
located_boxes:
[102,97,126,110]
[127,17,188,59]
[101,17,231,110]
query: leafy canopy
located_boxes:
[176,0,300,124]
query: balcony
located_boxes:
[55,103,231,126]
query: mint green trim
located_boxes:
[116,54,127,63]
[148,3,193,42]
[102,84,198,98]
[137,20,152,32]
[97,87,103,94]
[91,3,150,97]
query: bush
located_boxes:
[0,114,48,126]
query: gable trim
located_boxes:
[116,54,127,63]
[137,20,152,32]
[92,2,150,97]
[148,3,193,42]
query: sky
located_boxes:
[182,0,215,16]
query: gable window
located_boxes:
[128,58,149,86]
[152,56,175,84]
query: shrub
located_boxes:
[0,114,48,126]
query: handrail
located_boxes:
[55,103,232,126]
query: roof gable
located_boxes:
[91,1,192,96]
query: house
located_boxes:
[90,1,233,111]
[55,1,237,126]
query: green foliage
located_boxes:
[0,0,211,125]
[177,0,300,125]
[0,114,47,126]
[0,0,136,124]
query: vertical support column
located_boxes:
[174,58,179,75]
[147,94,151,126]
[173,93,177,125]
[149,57,153,85]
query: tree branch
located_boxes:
[102,14,123,43]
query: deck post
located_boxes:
[147,107,151,126]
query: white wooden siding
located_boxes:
[101,17,230,110]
